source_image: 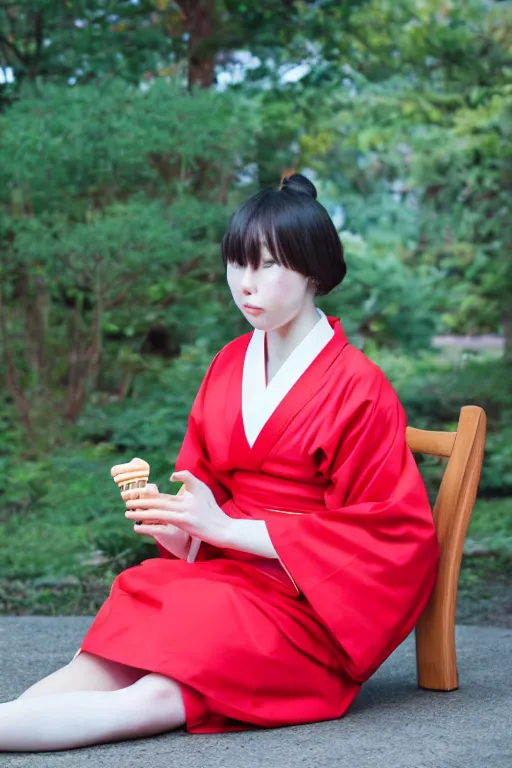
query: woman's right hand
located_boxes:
[121,483,190,559]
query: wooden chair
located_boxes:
[406,405,487,692]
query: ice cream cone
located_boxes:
[111,457,150,493]
[111,457,154,524]
[111,458,200,557]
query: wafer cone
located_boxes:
[111,457,154,524]
[111,457,150,493]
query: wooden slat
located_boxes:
[406,427,457,458]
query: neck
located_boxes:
[266,303,320,364]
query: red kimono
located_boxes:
[78,312,439,733]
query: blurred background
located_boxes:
[0,1,510,621]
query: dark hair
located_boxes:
[221,173,346,296]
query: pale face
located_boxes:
[226,244,314,331]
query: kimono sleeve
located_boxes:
[265,395,440,683]
[156,351,231,561]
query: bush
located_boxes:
[368,347,512,496]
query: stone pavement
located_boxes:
[1,617,511,768]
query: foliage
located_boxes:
[0,78,254,453]
[295,0,512,355]
[0,1,179,104]
[332,230,439,350]
[1,1,511,617]
[0,0,372,101]
[369,347,512,496]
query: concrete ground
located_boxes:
[0,617,511,768]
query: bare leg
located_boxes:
[17,651,149,700]
[0,672,186,752]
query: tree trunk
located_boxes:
[64,300,89,423]
[87,274,103,393]
[23,272,49,392]
[178,0,216,89]
[0,287,33,440]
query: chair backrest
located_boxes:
[406,405,487,690]
[406,405,487,571]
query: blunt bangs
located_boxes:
[221,190,288,270]
[221,184,346,295]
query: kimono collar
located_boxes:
[242,308,335,448]
[252,307,333,363]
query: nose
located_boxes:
[241,266,257,293]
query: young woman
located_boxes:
[0,173,439,752]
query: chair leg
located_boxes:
[415,596,458,691]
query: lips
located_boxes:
[243,304,264,315]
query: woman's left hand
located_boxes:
[124,470,233,548]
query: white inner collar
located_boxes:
[242,308,334,448]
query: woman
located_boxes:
[0,174,439,752]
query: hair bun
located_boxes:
[280,173,317,199]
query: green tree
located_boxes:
[0,0,374,100]
[0,78,255,452]
[293,0,512,356]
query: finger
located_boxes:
[126,496,184,510]
[133,524,152,534]
[137,483,160,499]
[121,483,159,502]
[133,527,161,535]
[170,470,199,490]
[126,509,186,526]
[122,492,154,504]
[121,488,142,501]
[125,508,171,524]
[133,524,165,534]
